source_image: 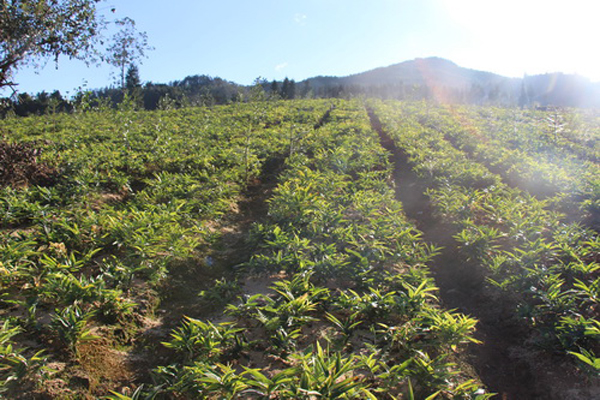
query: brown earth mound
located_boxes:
[0,140,58,187]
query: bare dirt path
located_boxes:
[366,107,595,400]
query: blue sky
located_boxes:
[7,0,600,96]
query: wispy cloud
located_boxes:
[294,13,307,26]
[275,62,289,71]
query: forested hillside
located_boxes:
[5,58,600,117]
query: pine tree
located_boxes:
[287,79,296,99]
[270,80,280,98]
[281,78,296,100]
[125,64,141,90]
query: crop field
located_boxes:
[0,99,598,399]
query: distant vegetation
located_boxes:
[4,57,600,118]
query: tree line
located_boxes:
[0,73,304,116]
[6,70,600,117]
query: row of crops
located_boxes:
[148,101,488,399]
[419,105,599,227]
[369,100,599,376]
[0,98,597,398]
[0,100,333,397]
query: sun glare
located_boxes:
[442,0,600,81]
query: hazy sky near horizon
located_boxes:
[7,0,600,96]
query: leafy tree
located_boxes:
[248,77,267,102]
[0,0,105,91]
[105,17,152,89]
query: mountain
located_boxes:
[303,57,517,97]
[301,57,600,107]
[327,57,511,88]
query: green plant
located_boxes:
[270,327,302,356]
[49,304,98,357]
[290,343,376,399]
[325,312,362,346]
[198,278,241,306]
[243,367,298,398]
[162,317,244,362]
[182,362,248,399]
[0,321,47,393]
[105,384,160,400]
[419,309,481,351]
[568,349,600,375]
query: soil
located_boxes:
[0,140,58,188]
[366,107,599,400]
